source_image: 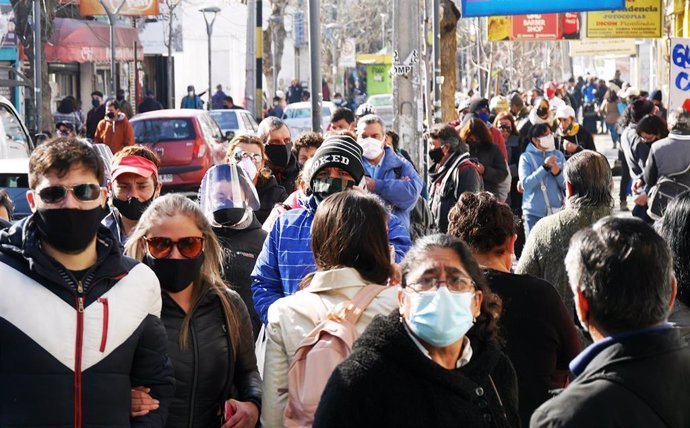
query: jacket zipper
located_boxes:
[98,298,109,352]
[74,280,85,428]
[188,319,199,428]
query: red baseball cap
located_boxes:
[111,155,159,181]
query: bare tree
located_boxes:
[264,0,288,98]
[439,0,459,122]
[11,0,55,132]
[162,0,183,109]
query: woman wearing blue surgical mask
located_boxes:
[518,123,567,238]
[313,234,519,428]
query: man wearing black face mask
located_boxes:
[257,116,300,194]
[426,124,482,233]
[86,90,105,139]
[93,99,135,155]
[103,146,162,245]
[0,138,174,426]
[250,134,413,324]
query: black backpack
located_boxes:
[393,167,434,241]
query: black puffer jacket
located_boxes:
[0,216,175,427]
[270,152,300,195]
[314,311,520,428]
[255,176,288,224]
[162,286,261,428]
[214,214,267,339]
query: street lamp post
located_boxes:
[200,6,221,110]
[99,0,126,98]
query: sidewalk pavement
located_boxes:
[592,132,632,218]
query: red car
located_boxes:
[131,109,227,196]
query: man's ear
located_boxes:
[26,190,36,212]
[565,181,573,199]
[574,287,590,328]
[154,182,163,198]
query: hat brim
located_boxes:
[112,165,156,181]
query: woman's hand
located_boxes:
[221,400,259,428]
[131,386,159,417]
[476,163,485,175]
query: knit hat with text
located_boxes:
[309,134,365,188]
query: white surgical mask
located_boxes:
[538,134,555,151]
[358,137,384,160]
[238,157,258,180]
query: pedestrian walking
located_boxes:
[138,89,164,113]
[93,100,136,154]
[181,85,204,109]
[460,117,510,201]
[257,117,300,194]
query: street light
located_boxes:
[200,6,221,110]
[325,23,341,95]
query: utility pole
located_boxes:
[308,0,322,132]
[392,0,422,169]
[33,0,41,131]
[200,6,220,111]
[99,0,126,97]
[244,0,256,117]
[432,0,440,124]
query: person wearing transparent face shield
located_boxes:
[199,163,264,338]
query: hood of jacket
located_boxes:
[105,112,126,123]
[0,215,130,293]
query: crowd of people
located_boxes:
[1,73,690,428]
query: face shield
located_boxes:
[199,163,260,227]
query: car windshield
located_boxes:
[132,119,195,143]
[209,111,240,129]
[368,96,392,107]
[285,106,330,119]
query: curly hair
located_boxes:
[399,234,503,348]
[447,192,516,255]
[292,131,323,156]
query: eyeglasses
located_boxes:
[37,183,103,204]
[406,276,476,294]
[144,236,204,259]
[498,125,512,131]
[233,150,262,164]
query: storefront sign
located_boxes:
[586,0,663,38]
[669,38,690,111]
[488,13,580,41]
[463,0,625,18]
[569,39,637,56]
[80,0,159,17]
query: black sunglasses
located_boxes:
[37,184,102,204]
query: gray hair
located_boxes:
[356,114,386,135]
[257,116,289,140]
[565,217,674,335]
[668,108,690,135]
[564,150,613,209]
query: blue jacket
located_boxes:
[518,144,566,218]
[250,195,412,324]
[364,146,423,232]
[180,95,203,109]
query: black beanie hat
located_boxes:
[469,98,490,113]
[631,99,654,124]
[309,135,365,188]
[650,89,662,102]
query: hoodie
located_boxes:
[94,112,135,154]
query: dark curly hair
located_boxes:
[447,192,516,255]
[292,131,323,157]
[399,234,503,347]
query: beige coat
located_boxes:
[260,267,398,427]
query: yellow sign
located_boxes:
[488,16,512,41]
[80,0,159,17]
[586,0,662,38]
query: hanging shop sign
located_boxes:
[586,0,663,39]
[463,0,625,18]
[80,0,159,17]
[669,38,690,111]
[488,13,580,41]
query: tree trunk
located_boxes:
[263,0,288,98]
[11,0,54,133]
[439,0,459,122]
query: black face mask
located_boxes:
[112,195,154,221]
[428,147,445,164]
[34,206,103,254]
[265,144,290,168]
[537,107,549,117]
[107,112,115,119]
[213,207,246,226]
[144,253,204,293]
[312,177,355,203]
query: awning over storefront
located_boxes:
[45,18,144,64]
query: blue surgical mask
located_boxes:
[478,111,490,123]
[405,287,475,347]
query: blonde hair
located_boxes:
[124,194,239,354]
[226,134,272,180]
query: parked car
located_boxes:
[131,109,226,196]
[282,101,334,137]
[208,108,259,140]
[0,96,33,159]
[366,94,393,129]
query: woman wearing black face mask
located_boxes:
[125,194,262,428]
[199,163,265,339]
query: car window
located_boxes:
[209,111,239,130]
[285,108,311,119]
[0,172,28,188]
[322,106,331,116]
[200,114,223,140]
[132,119,196,143]
[0,105,31,158]
[239,113,252,131]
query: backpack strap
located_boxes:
[343,284,388,325]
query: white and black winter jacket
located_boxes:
[0,216,175,427]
